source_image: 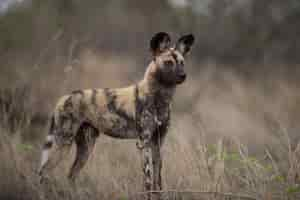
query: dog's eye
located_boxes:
[164,60,173,67]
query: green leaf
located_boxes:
[286,185,300,194]
[274,175,285,183]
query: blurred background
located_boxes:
[1,0,300,199]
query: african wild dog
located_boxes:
[38,32,195,195]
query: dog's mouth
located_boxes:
[176,74,186,84]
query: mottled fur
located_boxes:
[38,32,194,198]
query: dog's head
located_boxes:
[148,32,195,87]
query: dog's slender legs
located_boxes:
[141,143,154,200]
[139,134,164,200]
[68,124,98,183]
[152,143,162,191]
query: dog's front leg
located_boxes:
[152,141,162,191]
[138,129,155,199]
[140,140,163,200]
[140,130,154,191]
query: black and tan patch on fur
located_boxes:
[64,96,73,111]
[104,88,134,122]
[103,88,137,134]
[134,85,143,132]
[48,116,55,135]
[71,90,84,96]
[171,52,178,63]
[78,122,100,138]
[91,89,98,106]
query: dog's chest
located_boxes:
[138,97,171,133]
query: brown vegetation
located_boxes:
[1,61,300,199]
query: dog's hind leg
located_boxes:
[38,116,77,183]
[68,123,98,183]
[38,135,72,183]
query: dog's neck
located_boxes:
[138,62,175,106]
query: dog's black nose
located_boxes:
[179,73,186,81]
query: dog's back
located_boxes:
[52,85,138,141]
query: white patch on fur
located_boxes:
[46,135,54,142]
[40,149,50,169]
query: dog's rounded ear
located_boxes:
[150,32,171,55]
[175,34,195,56]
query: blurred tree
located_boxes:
[1,0,300,67]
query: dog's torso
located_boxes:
[52,83,172,143]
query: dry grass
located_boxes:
[1,59,300,199]
[1,117,300,200]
